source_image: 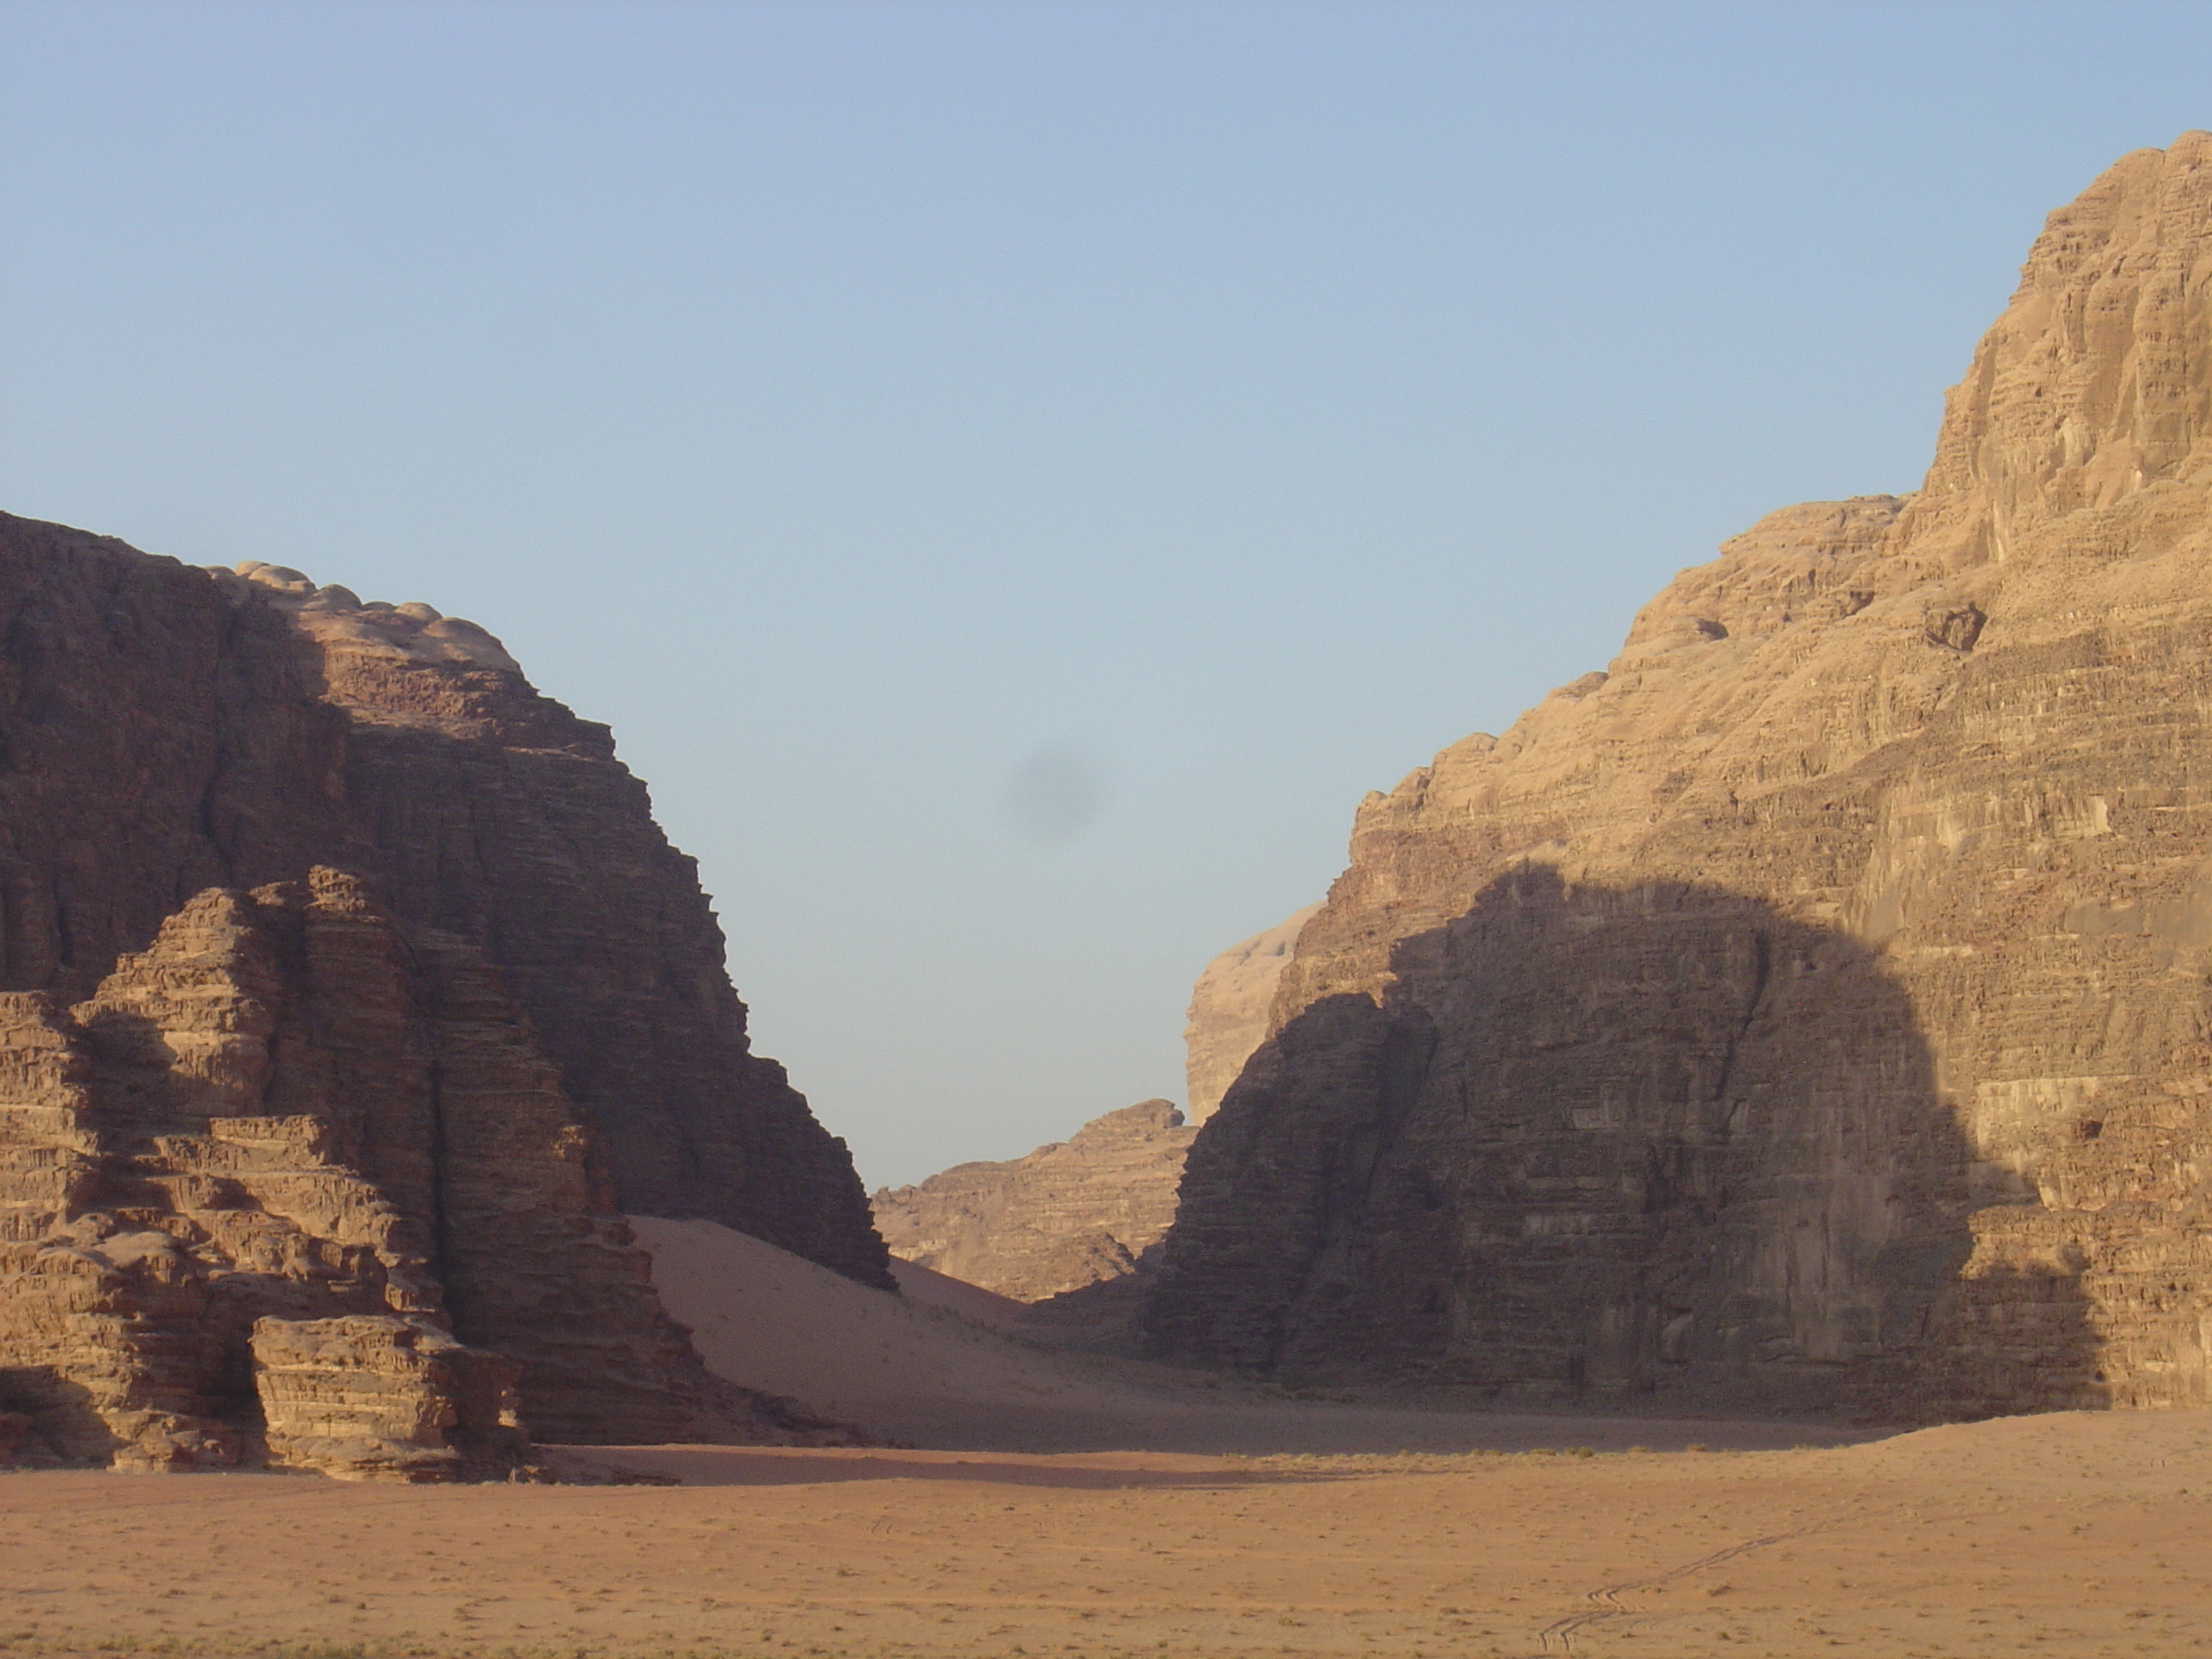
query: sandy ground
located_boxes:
[633,1217,1865,1454]
[6,1414,2212,1657]
[7,1220,2211,1657]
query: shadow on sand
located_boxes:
[540,1417,1874,1490]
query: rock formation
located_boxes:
[871,1100,1195,1301]
[1146,133,2212,1418]
[869,905,1315,1313]
[0,872,695,1475]
[0,521,888,1288]
[248,558,892,1287]
[0,518,891,1474]
[1185,905,1321,1124]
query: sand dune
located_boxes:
[886,1254,1031,1327]
[632,1214,1867,1455]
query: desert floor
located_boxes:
[6,1414,2212,1659]
[6,1220,2209,1658]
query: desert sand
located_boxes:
[5,1218,2211,1658]
[633,1217,1862,1455]
[4,1415,2211,1657]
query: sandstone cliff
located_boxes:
[0,519,888,1286]
[1146,133,2212,1418]
[1185,905,1321,1124]
[871,1100,1194,1301]
[0,520,890,1474]
[0,871,697,1475]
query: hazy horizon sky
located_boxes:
[5,1,2210,1186]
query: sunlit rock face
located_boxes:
[1147,134,2212,1417]
[0,872,699,1476]
[872,1100,1196,1302]
[1185,905,1322,1126]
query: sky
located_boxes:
[3,0,2209,1187]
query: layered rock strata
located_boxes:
[0,517,891,1473]
[0,518,890,1289]
[1146,133,2212,1418]
[871,1100,1195,1301]
[0,871,700,1475]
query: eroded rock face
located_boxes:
[0,519,891,1473]
[871,1101,1196,1302]
[1185,905,1321,1125]
[249,1316,527,1484]
[1146,133,2212,1417]
[0,872,701,1475]
[0,518,889,1288]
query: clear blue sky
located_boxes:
[4,1,2208,1186]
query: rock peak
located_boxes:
[1903,129,2212,569]
[1145,136,2212,1421]
[212,559,521,673]
[0,511,895,1473]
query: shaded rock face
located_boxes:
[0,517,890,1289]
[1185,905,1321,1125]
[0,520,893,1474]
[1149,872,1980,1411]
[871,1101,1196,1302]
[0,872,697,1476]
[1147,134,2212,1417]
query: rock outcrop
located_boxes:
[0,521,889,1289]
[0,872,693,1475]
[1185,905,1320,1125]
[871,1101,1195,1301]
[0,519,891,1474]
[1146,134,2212,1418]
[868,904,1315,1311]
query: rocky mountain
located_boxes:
[871,1100,1194,1301]
[868,913,1318,1307]
[0,520,889,1475]
[1144,133,2212,1418]
[1185,905,1321,1124]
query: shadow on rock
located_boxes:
[1143,865,2093,1420]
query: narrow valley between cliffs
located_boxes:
[13,128,2212,1659]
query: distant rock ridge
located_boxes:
[1145,132,2212,1418]
[871,1100,1195,1302]
[0,520,891,1475]
[869,909,1318,1307]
